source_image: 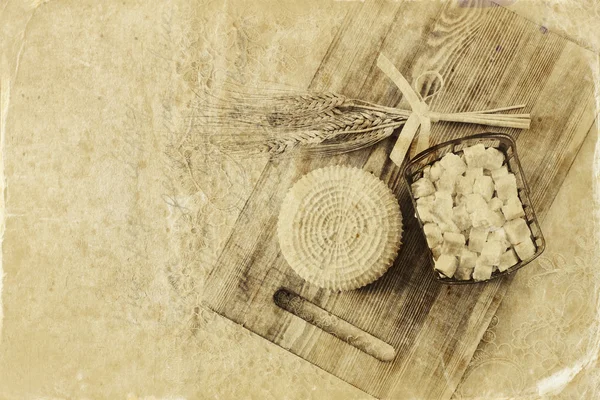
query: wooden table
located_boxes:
[203,1,596,398]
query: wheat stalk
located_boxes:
[200,88,529,159]
[188,63,530,160]
[204,91,409,158]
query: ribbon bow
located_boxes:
[376,53,530,167]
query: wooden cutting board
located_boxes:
[203,1,596,398]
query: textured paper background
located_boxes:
[0,0,598,399]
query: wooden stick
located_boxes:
[274,289,396,362]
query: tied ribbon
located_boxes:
[376,54,441,163]
[376,53,530,167]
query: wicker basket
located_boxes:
[404,132,546,284]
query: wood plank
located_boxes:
[203,1,596,398]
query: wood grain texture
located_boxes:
[203,1,596,398]
[274,289,396,362]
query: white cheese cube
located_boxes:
[504,218,532,245]
[459,248,477,270]
[422,165,432,181]
[439,221,462,234]
[501,196,525,220]
[473,258,493,281]
[488,197,504,211]
[441,232,466,256]
[470,208,503,230]
[488,228,510,250]
[435,170,457,194]
[423,223,443,248]
[465,167,484,181]
[452,205,472,231]
[416,194,435,207]
[440,153,467,176]
[463,144,487,168]
[454,267,473,281]
[491,166,509,182]
[455,195,467,207]
[465,193,488,214]
[514,237,536,260]
[473,175,495,201]
[417,204,435,223]
[431,191,454,222]
[468,227,489,253]
[489,210,506,230]
[429,161,443,182]
[432,245,443,260]
[484,147,505,170]
[455,175,474,195]
[480,240,504,265]
[411,177,436,198]
[435,190,453,205]
[495,174,518,201]
[470,208,494,229]
[435,254,458,278]
[498,249,519,272]
[432,192,460,234]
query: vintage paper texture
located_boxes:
[0,0,598,399]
